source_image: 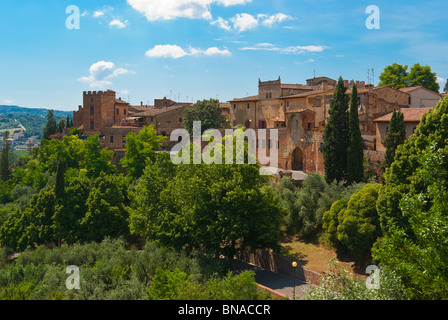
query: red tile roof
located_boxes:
[373,108,432,122]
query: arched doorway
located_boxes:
[291,148,304,171]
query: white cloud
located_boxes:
[78,61,130,88]
[93,11,105,18]
[437,76,446,91]
[127,0,252,21]
[109,19,129,29]
[259,13,291,27]
[212,13,293,32]
[210,17,231,31]
[145,44,231,59]
[3,99,13,105]
[230,13,258,32]
[240,43,328,54]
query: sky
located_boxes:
[0,0,447,111]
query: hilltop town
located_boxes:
[71,75,443,177]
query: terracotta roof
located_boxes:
[286,108,316,114]
[399,86,442,96]
[129,105,153,112]
[115,99,130,104]
[229,95,259,102]
[284,89,326,98]
[281,84,314,90]
[373,108,432,122]
[131,104,192,117]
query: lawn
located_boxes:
[280,238,361,276]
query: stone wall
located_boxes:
[238,248,322,286]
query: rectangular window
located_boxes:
[90,106,94,115]
[233,104,236,110]
[124,109,127,115]
[179,117,183,123]
[110,136,114,144]
[90,120,94,130]
[247,103,250,109]
[116,109,120,115]
[307,122,312,130]
[258,120,266,129]
[150,116,154,122]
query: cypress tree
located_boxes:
[0,131,11,182]
[381,108,406,173]
[42,110,58,141]
[323,77,350,184]
[346,85,365,184]
[55,159,66,200]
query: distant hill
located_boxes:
[0,105,72,118]
[0,106,73,140]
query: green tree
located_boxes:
[379,62,440,93]
[120,125,166,180]
[407,63,440,93]
[378,63,409,89]
[373,96,448,299]
[0,131,12,182]
[52,177,91,245]
[80,135,116,178]
[80,174,129,243]
[130,139,283,261]
[183,99,227,135]
[373,145,448,299]
[346,85,365,185]
[381,108,406,173]
[54,159,66,200]
[42,110,58,141]
[336,184,382,259]
[323,77,350,184]
[444,79,448,93]
[58,119,66,133]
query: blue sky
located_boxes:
[0,0,447,111]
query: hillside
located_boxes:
[0,105,72,118]
[0,105,73,140]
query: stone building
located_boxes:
[228,77,413,174]
[398,86,442,109]
[373,107,432,152]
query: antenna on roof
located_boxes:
[372,68,375,86]
[314,69,316,78]
[367,69,370,84]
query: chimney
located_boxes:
[322,80,328,91]
[141,101,143,106]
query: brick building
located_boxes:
[73,90,193,150]
[228,77,413,174]
[73,90,130,136]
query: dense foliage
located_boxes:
[373,96,448,299]
[0,239,273,300]
[378,62,440,93]
[183,99,228,135]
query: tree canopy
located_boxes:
[183,98,228,135]
[378,62,440,93]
